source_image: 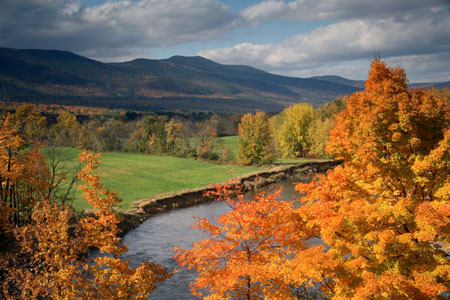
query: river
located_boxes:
[119,179,300,299]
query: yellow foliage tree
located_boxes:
[237,112,274,166]
[165,119,185,154]
[277,103,315,157]
[307,117,335,158]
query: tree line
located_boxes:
[1,96,346,168]
[237,97,346,165]
[47,110,241,161]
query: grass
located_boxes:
[45,144,327,211]
[45,148,265,211]
[218,136,239,153]
[216,136,239,159]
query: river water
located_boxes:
[119,179,301,299]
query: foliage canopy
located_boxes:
[176,59,450,299]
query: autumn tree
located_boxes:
[165,119,187,154]
[145,115,169,153]
[296,59,450,299]
[48,110,80,147]
[95,118,135,152]
[175,181,310,300]
[307,97,348,158]
[221,147,234,163]
[175,60,450,300]
[0,108,52,229]
[307,117,335,158]
[196,119,220,160]
[276,103,315,158]
[8,104,48,144]
[127,126,148,152]
[0,113,24,230]
[2,150,170,299]
[237,112,274,166]
[317,96,347,120]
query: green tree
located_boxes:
[237,112,274,166]
[144,115,168,153]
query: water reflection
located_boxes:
[120,180,301,299]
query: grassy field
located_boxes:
[216,135,239,159]
[47,148,264,211]
[46,143,326,211]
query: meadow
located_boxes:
[50,147,265,211]
[50,136,326,211]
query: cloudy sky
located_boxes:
[1,0,449,82]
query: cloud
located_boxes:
[240,0,448,25]
[199,8,450,82]
[0,0,236,61]
[279,53,450,83]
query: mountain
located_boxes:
[408,81,450,89]
[0,47,447,112]
[310,75,365,89]
[311,75,450,90]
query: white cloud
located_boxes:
[240,0,447,24]
[0,0,236,61]
[199,9,450,81]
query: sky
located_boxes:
[0,0,449,82]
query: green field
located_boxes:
[47,148,264,211]
[216,135,239,159]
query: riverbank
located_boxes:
[115,160,342,235]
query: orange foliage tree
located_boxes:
[2,150,170,299]
[296,59,450,299]
[174,181,316,300]
[175,60,449,300]
[0,114,23,230]
[0,110,50,230]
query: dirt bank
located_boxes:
[116,160,342,235]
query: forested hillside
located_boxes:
[0,47,362,112]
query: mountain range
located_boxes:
[0,47,448,112]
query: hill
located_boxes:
[311,74,450,90]
[0,47,360,112]
[1,47,447,112]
